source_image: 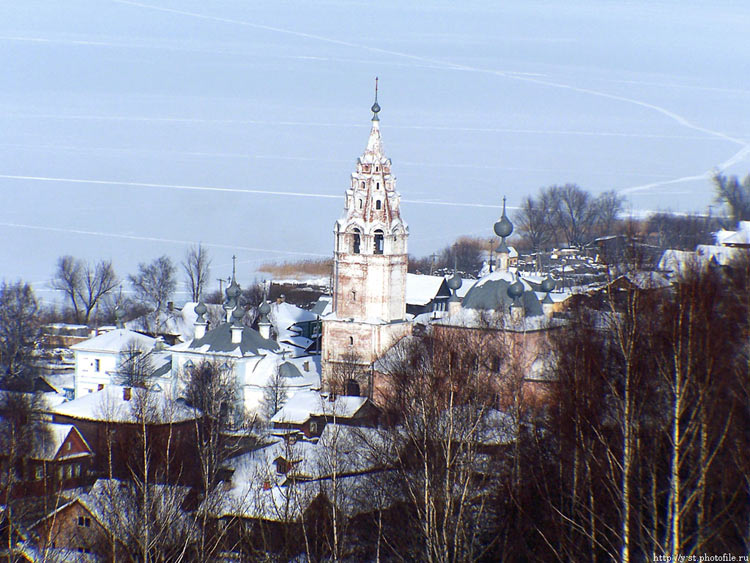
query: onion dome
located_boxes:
[540,277,555,293]
[447,272,462,303]
[258,300,271,318]
[493,197,513,239]
[226,279,241,300]
[231,305,245,326]
[507,278,524,302]
[447,272,462,291]
[194,301,207,322]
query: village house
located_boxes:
[47,385,201,484]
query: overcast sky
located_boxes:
[2,0,749,304]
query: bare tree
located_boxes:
[713,171,750,226]
[117,340,155,388]
[51,256,119,324]
[515,193,554,251]
[548,184,600,247]
[261,365,288,419]
[183,244,212,302]
[182,359,242,560]
[0,281,41,390]
[594,190,625,237]
[129,256,177,332]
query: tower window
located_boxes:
[374,230,384,255]
[352,289,357,301]
[376,200,382,210]
[361,181,365,189]
[376,182,380,190]
[359,199,362,209]
[352,229,361,254]
[349,336,354,346]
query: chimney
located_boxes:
[123,387,132,401]
[259,320,271,340]
[262,480,271,491]
[97,384,105,391]
[194,322,207,340]
[231,324,243,344]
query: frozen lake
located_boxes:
[2,0,749,303]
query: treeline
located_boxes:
[46,244,212,327]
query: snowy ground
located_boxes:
[2,1,749,304]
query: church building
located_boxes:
[321,87,411,392]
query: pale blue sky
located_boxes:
[2,1,749,302]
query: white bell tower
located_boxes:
[322,81,411,393]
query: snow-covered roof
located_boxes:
[270,390,369,425]
[170,322,279,358]
[70,328,155,354]
[269,302,320,356]
[715,221,750,246]
[405,274,447,306]
[243,354,320,391]
[30,423,92,461]
[49,385,200,423]
[696,244,740,265]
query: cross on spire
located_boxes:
[371,76,381,121]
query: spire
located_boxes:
[371,77,380,121]
[362,78,385,162]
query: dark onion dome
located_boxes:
[540,277,556,293]
[194,301,207,321]
[226,279,241,299]
[371,100,381,115]
[223,298,236,312]
[447,273,462,291]
[493,197,513,239]
[258,300,271,317]
[232,305,245,325]
[507,278,524,301]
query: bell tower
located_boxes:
[322,82,411,393]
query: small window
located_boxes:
[74,464,81,478]
[376,182,380,189]
[358,199,362,209]
[85,518,91,528]
[349,336,354,346]
[57,467,63,480]
[374,230,384,255]
[35,466,43,481]
[309,422,318,434]
[352,290,357,302]
[352,229,361,254]
[376,200,381,210]
[66,441,72,451]
[64,465,72,479]
[361,181,365,189]
[78,516,85,527]
[94,359,100,372]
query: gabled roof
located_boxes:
[406,274,449,306]
[30,423,92,461]
[70,328,155,354]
